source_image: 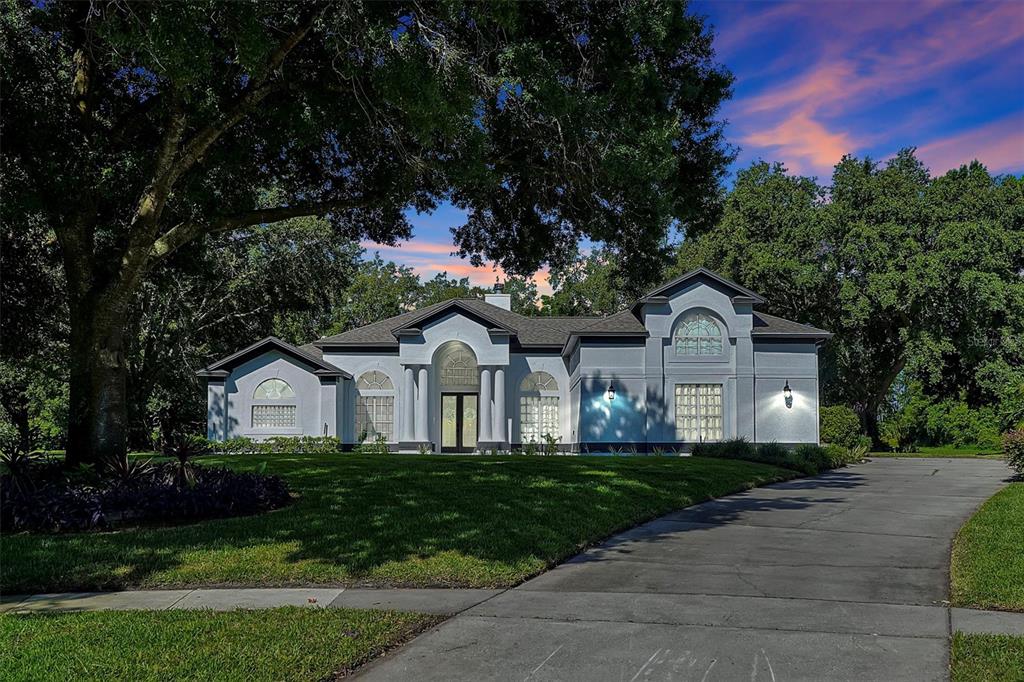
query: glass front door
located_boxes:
[441,393,478,452]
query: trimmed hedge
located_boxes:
[1002,429,1024,474]
[207,436,343,455]
[693,438,861,476]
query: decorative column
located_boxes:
[400,366,416,445]
[415,366,429,443]
[492,366,507,445]
[479,366,493,445]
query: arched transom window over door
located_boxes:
[355,371,395,442]
[440,348,479,388]
[251,378,297,428]
[674,312,724,356]
[520,371,559,444]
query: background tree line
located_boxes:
[5,146,1021,453]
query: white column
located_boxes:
[479,366,493,443]
[493,366,507,444]
[401,366,415,442]
[415,366,429,442]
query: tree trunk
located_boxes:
[65,291,130,466]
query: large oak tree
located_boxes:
[2,1,733,463]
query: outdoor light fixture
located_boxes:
[783,380,793,409]
[606,382,616,402]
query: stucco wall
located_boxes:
[219,351,327,440]
[753,341,820,444]
[321,350,404,443]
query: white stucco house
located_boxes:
[199,268,831,452]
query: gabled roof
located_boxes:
[391,298,517,336]
[632,267,765,310]
[197,337,350,378]
[310,268,827,351]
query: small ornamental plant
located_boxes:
[1001,429,1024,475]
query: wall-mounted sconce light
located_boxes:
[605,382,616,402]
[783,380,793,409]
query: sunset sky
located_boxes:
[365,0,1024,293]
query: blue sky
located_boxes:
[366,0,1024,293]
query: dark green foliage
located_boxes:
[0,460,291,533]
[676,154,1024,440]
[1001,430,1024,475]
[881,384,1004,451]
[694,438,838,476]
[4,0,734,462]
[820,405,869,449]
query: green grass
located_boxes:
[0,607,433,682]
[952,482,1024,611]
[869,444,1001,459]
[1,453,793,593]
[952,633,1024,682]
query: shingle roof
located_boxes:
[198,337,349,378]
[314,298,603,349]
[752,311,832,338]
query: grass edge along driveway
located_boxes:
[2,454,794,593]
[0,606,436,682]
[951,481,1024,612]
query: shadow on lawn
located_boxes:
[3,454,800,592]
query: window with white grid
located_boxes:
[674,384,723,441]
[520,396,559,444]
[252,404,297,428]
[355,395,394,442]
[520,372,559,443]
[674,312,724,356]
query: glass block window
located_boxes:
[252,404,297,428]
[674,384,723,442]
[356,371,393,390]
[674,312,723,356]
[520,396,559,444]
[356,395,394,442]
[253,378,295,400]
[520,371,560,443]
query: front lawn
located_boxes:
[951,633,1024,682]
[951,483,1024,611]
[0,607,432,682]
[1,454,793,593]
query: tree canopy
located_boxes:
[675,151,1024,437]
[1,0,733,461]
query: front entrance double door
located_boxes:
[441,393,478,452]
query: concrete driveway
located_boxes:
[359,458,1009,681]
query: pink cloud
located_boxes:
[731,1,1024,178]
[360,240,455,256]
[917,114,1024,176]
[742,111,857,176]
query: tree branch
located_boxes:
[149,198,365,261]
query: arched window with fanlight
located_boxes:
[519,371,560,444]
[673,311,724,356]
[252,378,297,428]
[355,370,395,442]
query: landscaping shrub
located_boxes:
[694,438,841,476]
[0,458,291,533]
[1002,429,1024,475]
[205,435,343,455]
[820,405,869,449]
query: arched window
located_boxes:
[356,371,393,391]
[520,371,559,444]
[355,371,394,441]
[252,378,296,428]
[674,312,723,356]
[440,348,479,388]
